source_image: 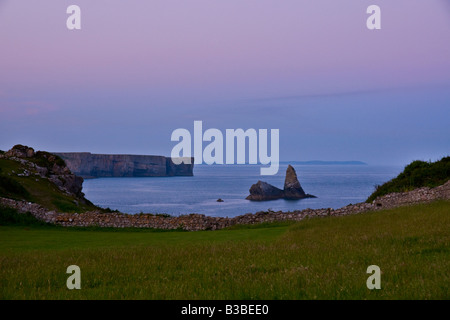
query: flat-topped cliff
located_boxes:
[54,152,194,178]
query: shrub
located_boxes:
[155,213,172,218]
[103,207,121,213]
[367,156,450,202]
[32,151,67,171]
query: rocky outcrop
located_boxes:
[284,165,307,199]
[246,165,315,201]
[2,180,449,231]
[1,145,86,201]
[246,181,284,201]
[54,152,194,178]
[5,144,35,158]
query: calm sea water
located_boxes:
[82,164,403,217]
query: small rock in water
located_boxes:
[217,198,224,202]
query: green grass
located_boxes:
[0,206,54,227]
[0,158,98,213]
[367,156,450,202]
[1,201,449,299]
[0,175,31,200]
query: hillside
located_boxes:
[0,145,98,213]
[367,156,450,203]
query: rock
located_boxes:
[49,174,84,198]
[17,169,30,177]
[283,165,307,199]
[246,165,316,201]
[246,181,284,201]
[217,198,224,202]
[5,145,35,158]
[3,145,87,202]
[36,166,48,177]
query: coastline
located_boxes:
[2,180,449,231]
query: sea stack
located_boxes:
[283,165,307,199]
[246,165,316,201]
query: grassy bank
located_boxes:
[1,201,449,299]
[0,158,98,213]
[367,156,450,202]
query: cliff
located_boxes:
[53,152,194,178]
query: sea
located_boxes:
[82,163,403,218]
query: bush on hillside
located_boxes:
[367,156,450,202]
[33,151,67,170]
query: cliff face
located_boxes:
[54,153,194,178]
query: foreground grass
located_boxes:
[0,201,449,299]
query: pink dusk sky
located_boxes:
[0,0,449,165]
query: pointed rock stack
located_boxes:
[246,165,315,201]
[284,165,307,199]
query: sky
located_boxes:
[0,0,449,165]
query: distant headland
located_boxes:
[284,161,368,165]
[54,152,194,178]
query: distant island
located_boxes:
[198,161,368,166]
[283,161,368,165]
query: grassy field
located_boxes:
[1,201,449,300]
